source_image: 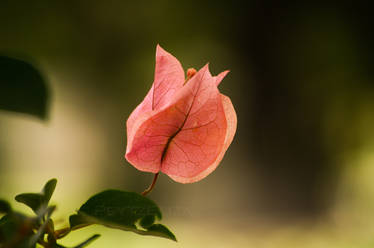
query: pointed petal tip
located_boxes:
[194,63,213,80]
[215,70,230,86]
[124,150,130,161]
[219,70,230,78]
[200,63,210,73]
[156,44,168,57]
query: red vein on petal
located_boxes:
[160,69,206,165]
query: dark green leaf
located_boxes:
[0,55,49,119]
[70,190,161,228]
[0,207,55,247]
[15,193,44,213]
[29,206,55,247]
[146,224,177,241]
[73,234,100,248]
[54,244,68,248]
[69,214,91,230]
[139,215,155,229]
[70,190,176,241]
[0,213,36,248]
[42,178,57,204]
[0,199,11,213]
[15,178,57,214]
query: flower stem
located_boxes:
[142,173,159,196]
[54,227,71,239]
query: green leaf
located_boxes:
[0,55,49,119]
[70,189,176,241]
[15,193,44,213]
[73,234,101,248]
[139,215,155,228]
[0,213,36,248]
[28,206,55,247]
[42,178,57,203]
[15,178,57,214]
[69,214,91,230]
[146,224,177,241]
[0,207,57,248]
[0,199,11,213]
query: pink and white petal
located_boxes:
[126,89,153,147]
[214,70,230,86]
[160,65,228,182]
[168,94,237,183]
[126,65,227,177]
[152,45,185,110]
[126,45,184,148]
[125,98,188,173]
[200,66,229,86]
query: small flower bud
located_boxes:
[186,68,197,78]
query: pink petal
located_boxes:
[126,45,185,149]
[125,65,228,181]
[214,70,230,86]
[152,44,185,110]
[169,94,237,183]
[200,66,229,86]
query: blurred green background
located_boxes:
[1,1,374,247]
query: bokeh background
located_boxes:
[1,1,374,247]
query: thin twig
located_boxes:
[141,173,159,196]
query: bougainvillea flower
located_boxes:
[125,45,237,183]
